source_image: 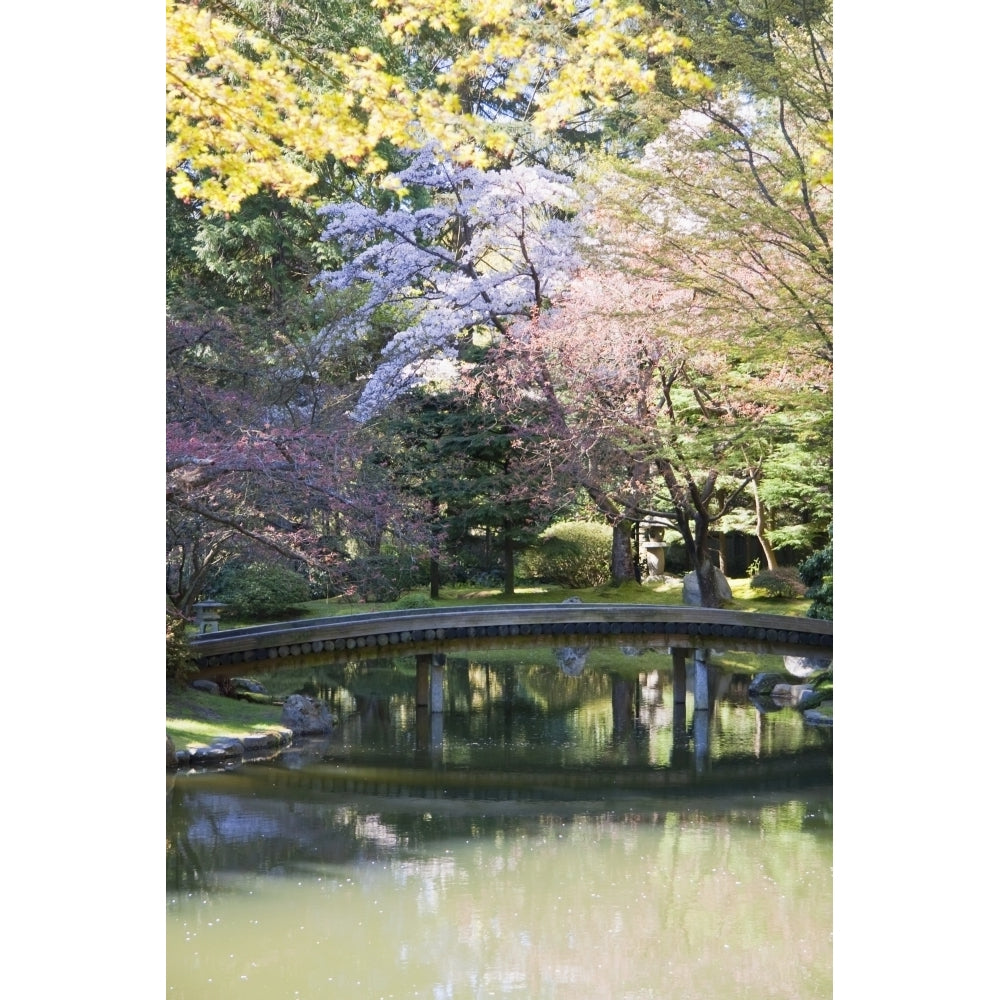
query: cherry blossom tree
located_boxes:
[312,144,582,421]
[166,310,431,615]
[484,247,828,605]
[479,3,833,604]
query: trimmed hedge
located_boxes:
[518,521,612,588]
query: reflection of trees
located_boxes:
[167,775,432,893]
[166,779,213,895]
[651,803,832,992]
[513,662,610,711]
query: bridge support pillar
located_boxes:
[415,708,444,761]
[416,653,446,712]
[416,654,430,709]
[430,653,446,713]
[693,650,710,711]
[671,649,687,706]
[692,705,710,773]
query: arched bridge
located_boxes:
[190,603,832,678]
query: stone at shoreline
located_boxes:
[241,732,282,751]
[232,677,266,694]
[167,729,293,771]
[281,694,335,735]
[209,737,246,757]
[189,744,231,766]
[191,679,220,695]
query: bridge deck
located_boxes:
[190,603,832,675]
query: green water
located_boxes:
[167,658,832,999]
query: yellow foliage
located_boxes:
[166,0,709,214]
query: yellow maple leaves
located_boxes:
[166,0,711,214]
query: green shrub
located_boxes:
[749,567,807,599]
[518,521,612,588]
[216,562,311,619]
[166,610,196,684]
[799,546,833,620]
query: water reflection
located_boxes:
[168,652,831,999]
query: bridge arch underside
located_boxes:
[190,605,832,681]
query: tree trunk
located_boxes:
[695,557,723,609]
[632,521,643,582]
[610,520,634,584]
[429,558,440,600]
[750,471,778,570]
[502,517,516,596]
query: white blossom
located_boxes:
[313,145,582,421]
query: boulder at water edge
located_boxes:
[281,694,335,735]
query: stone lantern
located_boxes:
[192,601,227,634]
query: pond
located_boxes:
[167,650,832,999]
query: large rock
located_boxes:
[280,694,335,735]
[682,568,733,606]
[784,655,832,678]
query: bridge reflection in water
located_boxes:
[221,641,831,798]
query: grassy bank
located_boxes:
[166,687,290,750]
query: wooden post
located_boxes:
[671,649,687,706]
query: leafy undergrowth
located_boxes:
[166,687,285,750]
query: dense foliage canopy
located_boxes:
[166,0,833,613]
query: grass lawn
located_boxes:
[166,687,288,750]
